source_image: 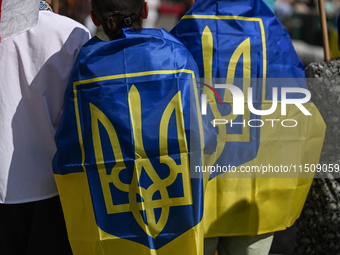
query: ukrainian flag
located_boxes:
[53,29,204,254]
[171,0,326,236]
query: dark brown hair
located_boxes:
[91,0,143,40]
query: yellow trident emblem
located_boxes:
[202,25,252,166]
[90,85,193,238]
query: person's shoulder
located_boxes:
[141,28,187,45]
[36,11,91,48]
[139,28,200,74]
[120,28,186,46]
[38,11,89,34]
[79,36,102,52]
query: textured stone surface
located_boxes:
[295,59,340,255]
[305,60,340,178]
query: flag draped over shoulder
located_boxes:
[0,0,39,42]
[171,0,326,236]
[53,28,204,255]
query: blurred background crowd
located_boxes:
[56,0,340,67]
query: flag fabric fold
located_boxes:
[171,0,326,236]
[53,28,205,254]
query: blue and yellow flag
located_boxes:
[53,28,204,254]
[171,0,326,236]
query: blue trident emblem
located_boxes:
[90,85,193,239]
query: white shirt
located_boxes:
[0,11,90,203]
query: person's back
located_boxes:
[0,8,89,204]
[171,0,326,254]
[0,3,90,254]
[53,0,205,254]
